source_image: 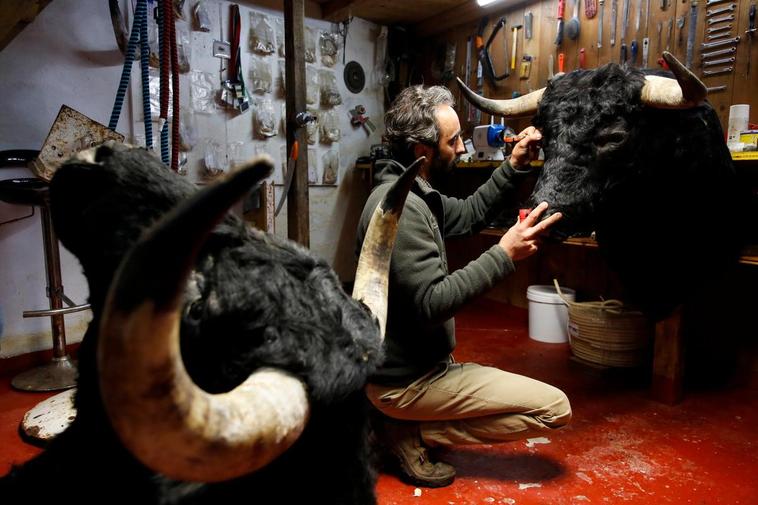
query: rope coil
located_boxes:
[553,279,653,367]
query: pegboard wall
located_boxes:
[428,0,757,131]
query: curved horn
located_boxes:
[98,155,310,483]
[640,51,707,109]
[456,77,544,118]
[353,156,423,338]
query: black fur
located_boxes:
[0,144,382,504]
[530,63,750,319]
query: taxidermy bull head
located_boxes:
[459,52,749,319]
[1,142,421,505]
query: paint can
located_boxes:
[527,285,575,343]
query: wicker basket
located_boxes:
[553,280,653,368]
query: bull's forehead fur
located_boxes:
[50,144,382,402]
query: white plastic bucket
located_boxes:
[527,285,576,343]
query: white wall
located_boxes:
[0,0,384,358]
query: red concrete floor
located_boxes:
[1,299,756,504]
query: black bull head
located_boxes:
[459,52,750,320]
[1,143,420,504]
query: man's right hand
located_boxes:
[498,202,562,261]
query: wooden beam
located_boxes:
[284,0,310,247]
[414,0,529,38]
[0,0,52,52]
[321,0,372,22]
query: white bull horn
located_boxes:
[456,77,544,118]
[353,156,423,338]
[98,155,310,483]
[641,51,707,108]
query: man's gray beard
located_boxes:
[428,156,458,188]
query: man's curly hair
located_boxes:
[384,85,455,165]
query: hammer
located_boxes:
[511,24,523,70]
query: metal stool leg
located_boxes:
[11,201,78,391]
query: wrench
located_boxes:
[707,31,732,40]
[702,56,736,66]
[666,17,673,50]
[706,85,727,92]
[702,66,733,75]
[701,35,740,48]
[701,45,737,58]
[705,0,730,5]
[708,14,735,24]
[706,24,732,33]
[706,4,735,16]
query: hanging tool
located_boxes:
[556,0,566,46]
[567,0,581,40]
[706,4,736,16]
[525,12,534,39]
[548,54,555,78]
[611,0,618,46]
[666,17,673,51]
[707,32,732,40]
[559,52,566,72]
[643,0,651,65]
[701,36,741,48]
[748,3,756,75]
[579,47,586,68]
[631,39,639,64]
[657,21,663,54]
[705,0,729,4]
[520,55,533,78]
[686,0,698,69]
[586,0,598,18]
[709,14,735,25]
[706,84,727,92]
[703,56,736,66]
[677,16,686,48]
[702,66,733,75]
[636,0,642,34]
[660,0,668,10]
[707,24,732,33]
[477,17,510,85]
[598,0,606,48]
[349,105,376,134]
[621,0,630,63]
[511,24,523,70]
[275,140,299,217]
[701,46,737,58]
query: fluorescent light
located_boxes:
[477,0,503,5]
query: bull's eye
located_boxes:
[187,300,203,320]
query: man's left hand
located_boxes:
[510,126,542,169]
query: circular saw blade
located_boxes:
[343,61,365,94]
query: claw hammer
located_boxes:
[511,24,523,70]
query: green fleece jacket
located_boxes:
[356,159,529,385]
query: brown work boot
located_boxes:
[378,419,456,488]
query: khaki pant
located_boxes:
[366,362,572,447]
